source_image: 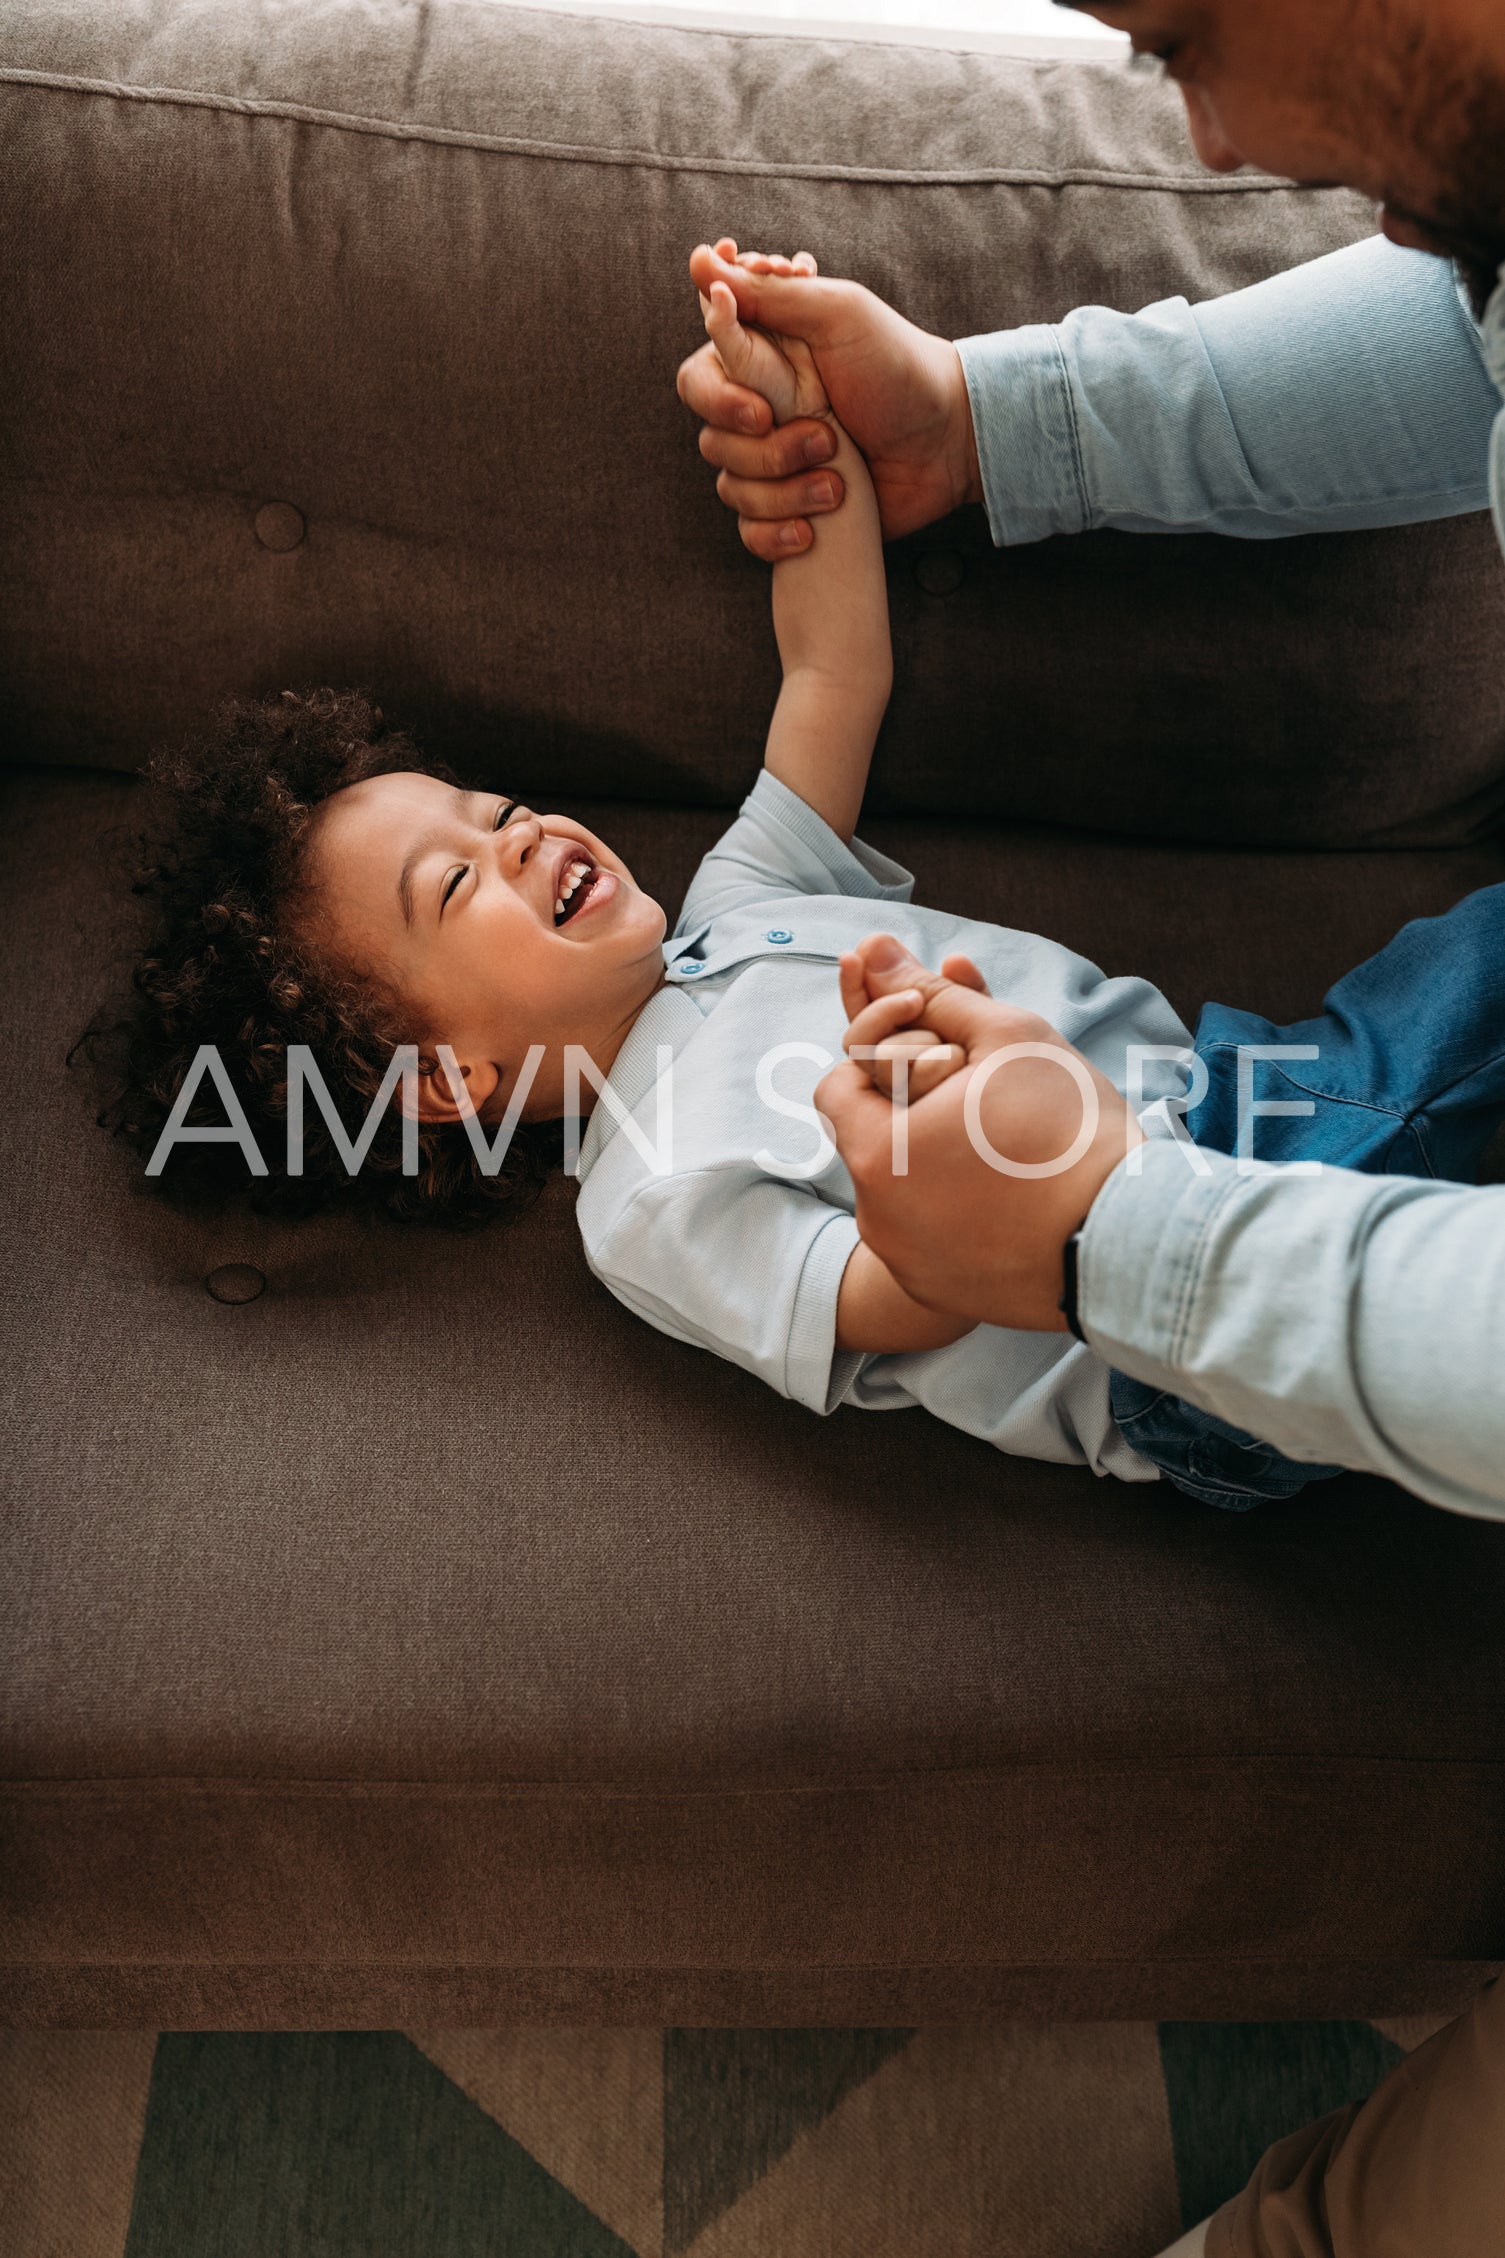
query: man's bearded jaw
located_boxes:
[1384,198,1505,317]
[1380,67,1505,318]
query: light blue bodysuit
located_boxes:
[575,768,1192,1479]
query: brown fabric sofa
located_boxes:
[4,0,1505,2029]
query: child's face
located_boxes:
[302,771,667,1122]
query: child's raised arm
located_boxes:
[701,276,892,844]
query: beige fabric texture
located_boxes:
[8,2017,1498,2256]
[0,2031,156,2258]
[1210,1978,1505,2258]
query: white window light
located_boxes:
[482,0,1130,59]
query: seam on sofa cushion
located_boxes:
[8,1757,1504,1796]
[0,65,1324,191]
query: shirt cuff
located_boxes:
[1074,1137,1244,1386]
[785,1206,865,1415]
[955,325,1091,547]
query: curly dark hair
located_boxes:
[74,687,561,1230]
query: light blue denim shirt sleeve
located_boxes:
[1034,266,1505,1520]
[1078,1141,1505,1519]
[956,234,1498,543]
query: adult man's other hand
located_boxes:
[816,936,1144,1333]
[677,239,983,560]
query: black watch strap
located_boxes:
[1058,1222,1089,1343]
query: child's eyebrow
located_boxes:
[397,786,485,926]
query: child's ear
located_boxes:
[402,1048,501,1125]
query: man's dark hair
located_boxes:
[74,687,559,1230]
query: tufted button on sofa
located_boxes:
[252,503,307,554]
[204,1264,269,1305]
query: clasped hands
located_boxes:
[818,935,1142,1335]
[685,238,1143,1334]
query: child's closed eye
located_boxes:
[441,797,520,908]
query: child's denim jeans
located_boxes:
[1110,881,1505,1508]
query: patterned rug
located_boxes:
[3,2016,1452,2258]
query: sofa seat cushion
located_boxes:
[7,764,1505,2022]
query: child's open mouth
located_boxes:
[554,853,604,926]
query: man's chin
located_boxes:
[1380,203,1504,317]
[1379,204,1447,252]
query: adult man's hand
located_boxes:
[676,239,983,561]
[816,936,1144,1333]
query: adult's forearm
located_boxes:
[956,234,1497,545]
[1078,1139,1505,1519]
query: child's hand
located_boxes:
[722,240,820,281]
[837,943,990,1104]
[700,276,830,430]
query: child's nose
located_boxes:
[499,810,541,864]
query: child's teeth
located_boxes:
[554,856,592,921]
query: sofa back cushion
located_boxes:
[2,0,1502,844]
